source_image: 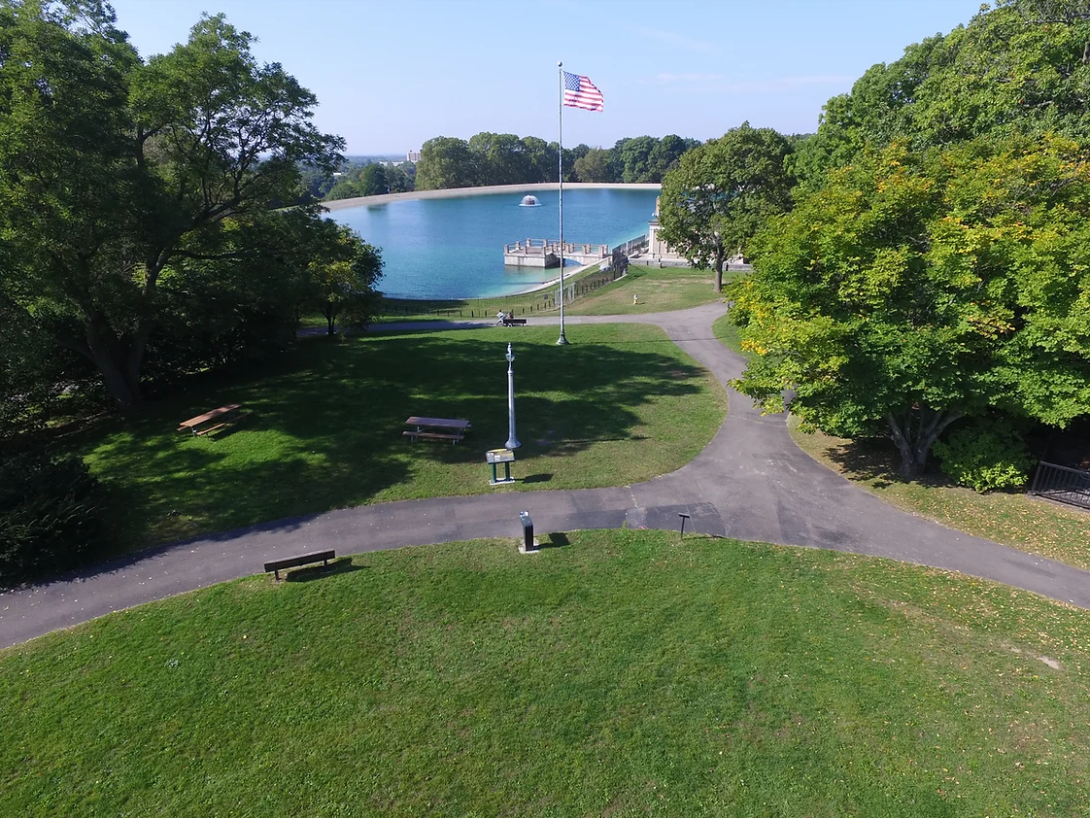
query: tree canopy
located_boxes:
[731,136,1090,475]
[0,0,346,408]
[657,123,794,292]
[795,1,1090,188]
[410,132,700,191]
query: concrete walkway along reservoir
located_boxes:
[2,302,1088,649]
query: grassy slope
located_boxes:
[373,264,607,322]
[568,265,730,315]
[370,265,730,322]
[714,311,1090,570]
[82,323,726,552]
[2,530,1088,817]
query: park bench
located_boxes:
[263,549,336,581]
[502,316,527,326]
[177,404,250,438]
[403,416,471,445]
[402,430,465,443]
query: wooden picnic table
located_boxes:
[178,404,244,437]
[403,416,471,444]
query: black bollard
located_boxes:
[520,511,535,552]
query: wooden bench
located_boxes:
[402,430,465,444]
[502,317,527,326]
[193,414,251,437]
[178,404,250,438]
[264,549,336,581]
[404,416,471,445]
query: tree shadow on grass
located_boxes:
[816,433,955,492]
[83,325,713,556]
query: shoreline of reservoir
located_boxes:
[319,182,662,212]
[323,183,661,299]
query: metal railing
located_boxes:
[1029,461,1090,511]
[612,234,648,257]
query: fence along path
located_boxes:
[1031,461,1090,511]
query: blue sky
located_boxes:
[110,0,989,155]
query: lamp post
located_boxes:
[505,342,521,449]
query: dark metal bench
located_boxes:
[264,549,336,580]
[502,317,527,326]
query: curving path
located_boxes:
[3,304,1089,649]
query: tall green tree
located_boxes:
[358,163,390,196]
[657,123,795,292]
[385,161,415,193]
[612,136,658,183]
[0,1,343,408]
[731,136,1090,476]
[302,222,383,336]
[468,132,530,185]
[573,147,613,182]
[415,136,475,190]
[520,136,555,182]
[648,135,700,181]
[799,1,1090,186]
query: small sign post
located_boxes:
[487,448,515,485]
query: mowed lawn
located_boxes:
[81,323,726,552]
[2,530,1088,817]
[567,265,733,315]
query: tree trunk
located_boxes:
[82,317,144,409]
[713,253,725,294]
[88,342,143,409]
[887,407,962,477]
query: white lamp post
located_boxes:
[505,342,521,449]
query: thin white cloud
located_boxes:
[630,26,716,53]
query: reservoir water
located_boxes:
[327,187,660,299]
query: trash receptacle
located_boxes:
[519,511,535,552]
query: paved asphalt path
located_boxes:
[3,303,1089,649]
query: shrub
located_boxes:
[933,421,1035,493]
[0,450,105,586]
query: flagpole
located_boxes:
[556,61,569,345]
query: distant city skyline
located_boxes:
[110,0,988,154]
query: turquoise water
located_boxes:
[327,187,659,299]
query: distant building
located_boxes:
[406,150,420,163]
[646,197,688,267]
[645,196,745,268]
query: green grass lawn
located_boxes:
[567,265,731,315]
[712,310,745,356]
[81,323,726,552]
[3,529,1089,817]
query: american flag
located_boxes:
[563,71,604,112]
